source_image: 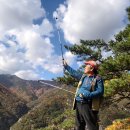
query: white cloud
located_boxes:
[0,0,63,80]
[15,30,54,62]
[0,0,45,35]
[0,43,30,74]
[33,18,53,36]
[39,51,76,74]
[0,0,129,80]
[54,0,130,44]
[53,4,67,28]
[64,51,75,65]
[42,55,62,74]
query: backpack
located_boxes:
[91,76,104,111]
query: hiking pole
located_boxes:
[57,29,64,62]
[55,17,65,73]
[39,80,75,94]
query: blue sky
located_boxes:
[0,0,129,80]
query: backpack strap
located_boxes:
[91,75,101,91]
[90,75,103,111]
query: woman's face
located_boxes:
[84,64,93,74]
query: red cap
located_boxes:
[85,60,98,70]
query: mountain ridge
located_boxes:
[0,74,56,102]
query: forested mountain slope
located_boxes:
[0,83,29,130]
[0,74,55,102]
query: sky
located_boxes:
[0,0,129,80]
